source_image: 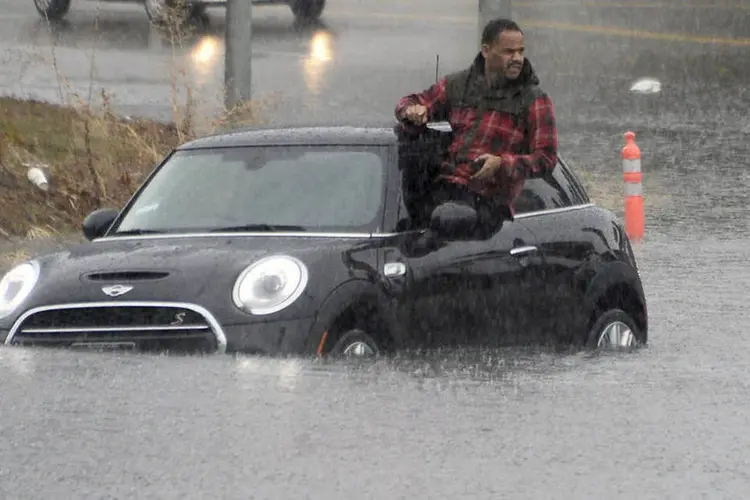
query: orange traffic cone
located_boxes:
[622,131,644,242]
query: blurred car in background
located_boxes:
[33,0,326,25]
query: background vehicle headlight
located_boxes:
[232,255,309,315]
[0,261,40,319]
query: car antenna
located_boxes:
[435,54,440,83]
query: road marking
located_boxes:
[523,20,750,46]
[328,9,750,47]
[514,0,750,11]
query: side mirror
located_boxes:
[82,208,119,241]
[429,201,478,240]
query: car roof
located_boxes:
[178,121,408,149]
[174,122,579,176]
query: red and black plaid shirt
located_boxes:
[395,55,558,215]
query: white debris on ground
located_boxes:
[630,77,662,94]
[24,164,51,192]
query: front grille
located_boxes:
[22,307,205,329]
[9,304,223,353]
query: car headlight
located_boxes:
[0,260,40,319]
[232,255,309,315]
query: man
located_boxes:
[395,18,558,235]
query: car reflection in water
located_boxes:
[185,29,333,96]
[303,29,334,95]
[190,35,222,88]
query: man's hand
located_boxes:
[401,104,429,125]
[469,153,507,191]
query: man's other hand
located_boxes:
[469,154,511,191]
[402,104,429,125]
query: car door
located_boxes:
[383,130,543,350]
[393,217,542,350]
[512,159,599,343]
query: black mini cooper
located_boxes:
[0,122,648,357]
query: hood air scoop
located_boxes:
[84,271,171,281]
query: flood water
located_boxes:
[1,0,749,497]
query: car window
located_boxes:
[515,162,574,214]
[556,159,591,204]
[115,145,387,233]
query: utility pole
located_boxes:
[478,0,512,47]
[224,0,253,112]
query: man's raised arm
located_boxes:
[394,78,451,133]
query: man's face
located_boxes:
[481,29,525,81]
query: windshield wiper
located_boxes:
[210,224,307,233]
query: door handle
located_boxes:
[510,245,538,257]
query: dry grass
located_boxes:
[0,0,272,239]
[0,249,31,271]
[0,96,184,238]
[578,171,619,212]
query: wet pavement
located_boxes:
[2,0,750,498]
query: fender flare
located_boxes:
[580,260,647,333]
[304,279,384,353]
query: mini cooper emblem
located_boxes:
[101,284,134,297]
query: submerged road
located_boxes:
[1,0,750,498]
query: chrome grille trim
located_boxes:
[20,325,210,334]
[5,301,228,354]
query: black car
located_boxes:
[0,122,648,357]
[33,0,325,25]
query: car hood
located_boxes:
[26,234,376,307]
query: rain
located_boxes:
[1,0,750,497]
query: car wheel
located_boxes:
[34,0,72,21]
[290,0,325,22]
[586,308,641,350]
[145,0,202,25]
[329,329,381,358]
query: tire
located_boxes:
[328,329,381,358]
[34,0,72,21]
[144,0,202,25]
[290,0,325,22]
[586,308,642,350]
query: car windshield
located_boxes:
[112,145,387,234]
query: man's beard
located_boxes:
[487,68,515,87]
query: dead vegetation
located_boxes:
[0,96,183,238]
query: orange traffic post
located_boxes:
[621,131,644,241]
